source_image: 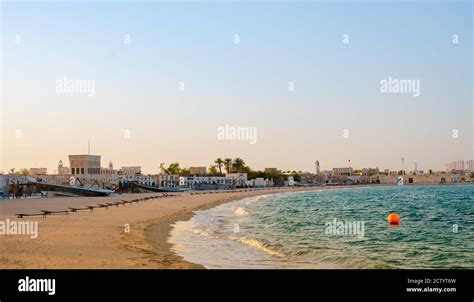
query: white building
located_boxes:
[445,161,465,172]
[119,174,155,186]
[226,173,248,187]
[179,175,229,188]
[120,166,142,176]
[332,167,353,176]
[69,154,101,176]
[100,161,118,184]
[253,177,266,187]
[362,168,379,176]
[466,160,473,171]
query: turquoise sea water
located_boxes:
[169,185,474,269]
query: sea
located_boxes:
[168,185,474,269]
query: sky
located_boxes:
[1,0,472,174]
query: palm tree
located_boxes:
[19,168,30,176]
[224,158,233,173]
[232,158,245,173]
[159,163,168,174]
[214,158,224,174]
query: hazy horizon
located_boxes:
[1,1,472,174]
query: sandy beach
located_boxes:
[0,186,346,269]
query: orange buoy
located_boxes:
[388,213,400,225]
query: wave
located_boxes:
[245,194,269,205]
[233,206,250,216]
[228,236,286,258]
[191,227,214,238]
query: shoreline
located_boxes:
[0,186,343,268]
[142,187,319,269]
[143,184,388,269]
[159,183,473,269]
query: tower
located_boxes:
[315,160,320,176]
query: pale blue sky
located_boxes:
[1,0,472,173]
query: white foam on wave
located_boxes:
[245,194,269,205]
[191,227,214,238]
[228,236,286,258]
[233,206,250,216]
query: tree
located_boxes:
[180,168,190,176]
[208,165,219,175]
[214,158,224,174]
[232,158,245,173]
[159,163,167,174]
[9,168,16,175]
[19,168,30,176]
[160,162,182,175]
[167,162,181,175]
[224,158,233,173]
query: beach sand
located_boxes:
[0,186,360,269]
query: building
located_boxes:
[380,174,465,184]
[299,172,319,184]
[321,170,333,184]
[466,160,473,171]
[118,174,155,187]
[179,175,230,189]
[155,174,179,187]
[29,168,47,177]
[100,161,118,184]
[362,168,379,176]
[315,161,320,176]
[252,177,265,187]
[189,167,207,175]
[332,167,353,177]
[226,173,248,187]
[68,155,122,185]
[119,166,142,176]
[57,160,70,175]
[445,161,465,172]
[69,154,101,176]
